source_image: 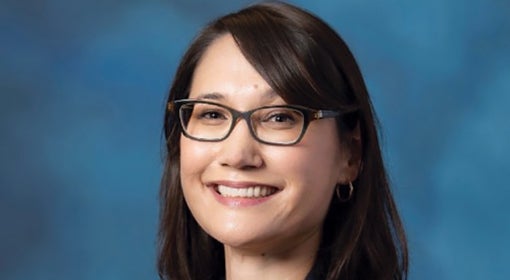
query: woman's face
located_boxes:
[180,34,352,254]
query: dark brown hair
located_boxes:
[159,2,408,279]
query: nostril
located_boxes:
[217,130,264,169]
[218,149,264,170]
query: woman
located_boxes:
[159,2,408,279]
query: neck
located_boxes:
[223,228,321,280]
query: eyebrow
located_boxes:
[193,89,279,102]
[194,92,225,100]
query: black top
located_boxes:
[305,257,327,280]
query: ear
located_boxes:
[337,121,362,183]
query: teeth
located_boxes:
[217,185,277,198]
[261,187,267,196]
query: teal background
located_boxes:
[1,0,509,279]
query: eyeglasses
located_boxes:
[168,99,342,146]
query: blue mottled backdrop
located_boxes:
[1,0,509,279]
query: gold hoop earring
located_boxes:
[336,182,354,202]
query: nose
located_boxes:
[216,118,263,170]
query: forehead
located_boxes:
[189,34,277,105]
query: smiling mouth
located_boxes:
[214,184,278,198]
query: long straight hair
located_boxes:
[158,2,408,279]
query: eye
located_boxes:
[190,104,231,126]
[199,110,227,120]
[190,103,230,121]
[258,108,302,129]
[266,112,296,123]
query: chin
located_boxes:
[206,226,280,252]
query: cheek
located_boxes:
[272,140,343,187]
[265,143,340,204]
[301,123,345,181]
[180,137,216,219]
[180,136,211,178]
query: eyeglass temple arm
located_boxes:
[314,110,342,119]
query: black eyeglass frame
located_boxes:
[168,99,342,146]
